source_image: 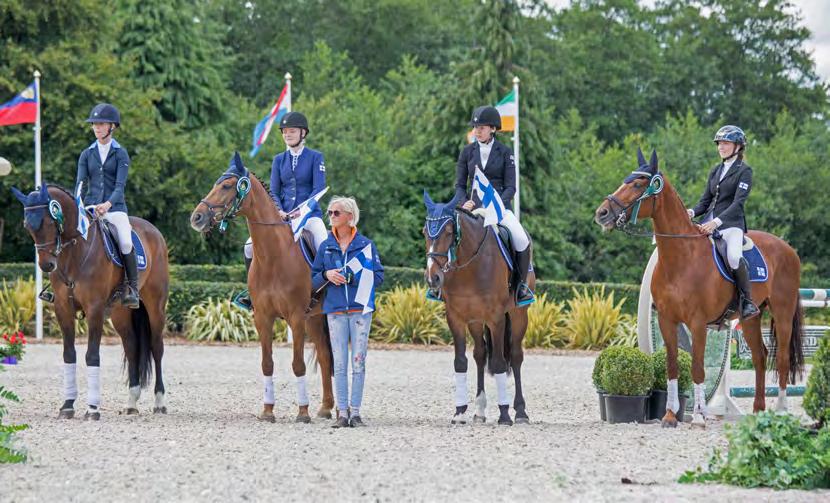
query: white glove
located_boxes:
[687,209,694,219]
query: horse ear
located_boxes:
[636,147,647,169]
[649,149,658,172]
[10,186,27,205]
[230,151,246,175]
[39,184,49,200]
[448,192,462,209]
[423,189,435,208]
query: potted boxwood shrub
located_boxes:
[593,346,625,421]
[649,347,692,421]
[803,330,830,429]
[600,347,653,423]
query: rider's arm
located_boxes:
[75,150,89,195]
[716,167,752,227]
[500,146,516,204]
[690,166,718,218]
[454,147,470,203]
[312,152,326,197]
[107,148,130,206]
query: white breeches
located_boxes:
[500,210,529,252]
[720,227,744,269]
[244,216,327,259]
[102,211,133,254]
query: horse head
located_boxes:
[422,190,462,289]
[190,151,252,233]
[594,147,664,231]
[10,184,76,272]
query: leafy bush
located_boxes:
[564,286,629,350]
[804,330,830,427]
[39,304,119,339]
[651,347,693,393]
[599,346,653,396]
[371,285,449,345]
[0,279,35,335]
[593,346,626,390]
[524,293,567,348]
[536,281,640,316]
[168,281,247,330]
[0,382,28,464]
[186,299,259,342]
[680,411,830,489]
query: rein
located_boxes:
[425,212,490,273]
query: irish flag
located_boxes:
[495,89,517,132]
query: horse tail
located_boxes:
[484,326,494,375]
[788,297,806,384]
[130,302,154,388]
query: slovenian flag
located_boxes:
[249,82,291,158]
[0,82,37,127]
[290,186,329,241]
[345,244,376,314]
[473,167,506,227]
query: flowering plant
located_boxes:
[1,332,26,360]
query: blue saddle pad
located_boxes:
[298,237,314,268]
[711,239,768,283]
[102,227,148,270]
[491,227,514,271]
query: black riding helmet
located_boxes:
[279,111,309,133]
[469,106,501,130]
[86,103,121,127]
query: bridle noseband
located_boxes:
[200,176,251,232]
[605,171,664,228]
[24,200,79,258]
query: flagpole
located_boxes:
[512,76,520,221]
[285,72,292,113]
[33,70,43,340]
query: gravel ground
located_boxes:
[1,342,827,502]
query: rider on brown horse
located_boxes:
[687,125,759,319]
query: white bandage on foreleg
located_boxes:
[454,372,468,407]
[494,372,510,406]
[296,375,309,406]
[63,363,78,400]
[475,391,487,418]
[127,385,141,409]
[666,379,679,413]
[263,374,275,405]
[776,387,788,412]
[87,366,101,407]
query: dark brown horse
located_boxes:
[423,192,534,425]
[189,155,333,422]
[12,184,169,419]
[594,149,804,427]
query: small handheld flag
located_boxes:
[345,244,376,314]
[290,186,329,241]
[472,167,506,226]
[75,182,90,240]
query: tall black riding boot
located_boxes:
[515,248,535,306]
[733,258,759,319]
[233,256,253,311]
[122,250,140,309]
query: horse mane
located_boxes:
[46,183,75,201]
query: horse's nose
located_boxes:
[595,205,610,224]
[40,260,55,273]
[429,273,442,288]
[190,211,206,231]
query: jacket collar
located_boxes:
[88,138,121,150]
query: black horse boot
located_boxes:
[233,256,253,311]
[515,247,535,306]
[733,257,759,319]
[122,249,140,309]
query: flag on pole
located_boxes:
[75,183,90,240]
[345,244,376,314]
[250,82,291,158]
[290,186,329,241]
[0,82,37,126]
[473,167,506,227]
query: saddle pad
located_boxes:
[102,227,148,271]
[298,231,315,268]
[491,227,514,271]
[710,239,768,283]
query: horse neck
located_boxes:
[651,178,705,259]
[241,176,293,259]
[456,213,490,262]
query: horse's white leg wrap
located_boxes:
[776,387,788,412]
[454,372,468,407]
[87,366,101,407]
[296,375,309,407]
[154,391,166,409]
[63,363,78,401]
[494,372,510,406]
[666,379,679,413]
[475,390,487,418]
[691,382,707,426]
[127,385,140,409]
[262,374,275,405]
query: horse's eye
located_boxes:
[221,183,233,190]
[633,182,641,189]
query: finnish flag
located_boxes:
[75,182,90,240]
[472,167,506,227]
[345,244,376,314]
[290,186,329,241]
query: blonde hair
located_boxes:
[328,196,360,227]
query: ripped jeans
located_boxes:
[327,311,372,416]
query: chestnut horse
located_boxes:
[423,191,534,425]
[11,184,169,419]
[189,153,333,422]
[594,149,804,427]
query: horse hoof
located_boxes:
[661,418,678,428]
[473,415,486,424]
[153,406,168,414]
[124,408,140,415]
[257,412,276,423]
[84,411,101,421]
[498,418,514,426]
[316,409,333,420]
[451,413,469,425]
[691,413,706,429]
[514,416,530,425]
[58,409,75,420]
[295,414,312,424]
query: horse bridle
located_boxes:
[200,176,252,232]
[24,201,80,258]
[425,212,489,273]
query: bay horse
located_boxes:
[423,191,534,425]
[11,184,169,419]
[189,153,334,422]
[594,149,804,427]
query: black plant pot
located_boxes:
[605,394,649,424]
[648,390,687,422]
[598,390,608,421]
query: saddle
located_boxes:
[707,232,768,328]
[298,229,317,266]
[99,219,148,270]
